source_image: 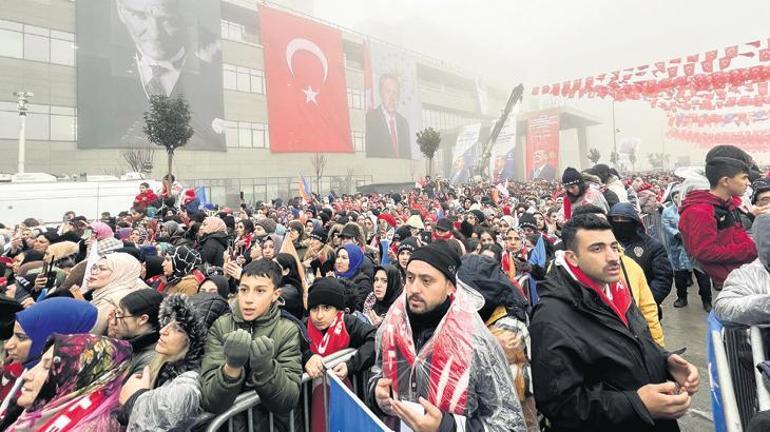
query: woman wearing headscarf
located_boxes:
[198,275,230,299]
[362,265,403,327]
[198,217,229,268]
[334,243,372,311]
[87,252,151,335]
[157,221,189,247]
[0,298,98,429]
[5,334,131,432]
[117,294,207,432]
[163,245,203,297]
[143,255,166,292]
[275,253,305,320]
[233,220,255,256]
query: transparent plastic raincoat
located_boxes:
[374,287,527,432]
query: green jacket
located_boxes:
[199,301,303,432]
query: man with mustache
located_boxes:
[530,214,699,431]
[373,241,526,432]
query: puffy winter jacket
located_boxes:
[530,257,677,432]
[609,203,673,305]
[678,190,757,285]
[621,256,664,347]
[660,204,692,272]
[199,301,302,432]
[714,214,770,326]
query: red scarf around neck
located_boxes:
[307,311,350,356]
[565,261,632,327]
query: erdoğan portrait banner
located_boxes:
[526,110,560,181]
[259,5,352,153]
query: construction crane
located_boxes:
[473,84,524,178]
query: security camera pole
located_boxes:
[14,91,33,174]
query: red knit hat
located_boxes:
[377,213,397,228]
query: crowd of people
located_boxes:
[0,143,768,431]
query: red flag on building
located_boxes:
[259,5,352,153]
[701,60,714,73]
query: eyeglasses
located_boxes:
[110,313,135,323]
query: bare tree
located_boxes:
[310,153,327,195]
[121,147,156,174]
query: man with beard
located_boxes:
[559,167,609,223]
[373,242,526,432]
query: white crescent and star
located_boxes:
[285,38,328,105]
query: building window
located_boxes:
[0,20,75,66]
[352,131,365,152]
[220,19,260,45]
[223,64,265,94]
[223,120,268,148]
[347,89,363,110]
[0,103,76,141]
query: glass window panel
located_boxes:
[0,111,18,139]
[252,124,265,148]
[24,25,48,36]
[0,29,23,58]
[50,30,74,41]
[236,70,250,92]
[0,20,23,31]
[250,74,263,94]
[51,106,75,115]
[225,125,238,147]
[24,33,50,62]
[50,114,75,141]
[223,65,237,90]
[50,38,74,66]
[238,123,251,147]
[26,113,50,140]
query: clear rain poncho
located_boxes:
[375,287,527,432]
[126,371,202,432]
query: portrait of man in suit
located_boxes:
[365,74,411,159]
[76,0,224,150]
[529,149,556,180]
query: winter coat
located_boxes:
[714,214,770,326]
[606,176,629,203]
[609,203,673,305]
[301,313,376,374]
[637,189,659,215]
[660,204,693,271]
[165,274,200,297]
[126,331,159,377]
[198,232,229,267]
[530,260,677,432]
[199,301,303,432]
[622,256,665,347]
[345,270,373,311]
[678,190,757,285]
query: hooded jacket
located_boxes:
[660,203,692,272]
[198,231,229,267]
[678,190,757,285]
[608,203,673,305]
[199,301,303,432]
[714,214,770,326]
[621,256,665,347]
[530,254,677,432]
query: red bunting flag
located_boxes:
[719,57,732,70]
[705,50,718,61]
[668,66,678,78]
[701,60,714,73]
[684,63,695,76]
[725,46,738,58]
[532,87,539,96]
[747,40,762,48]
[687,54,699,63]
[761,49,770,62]
[669,58,682,64]
[655,62,666,72]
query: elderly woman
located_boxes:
[5,334,131,432]
[117,294,207,431]
[0,298,98,429]
[87,252,151,335]
[198,217,229,267]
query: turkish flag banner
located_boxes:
[259,5,352,153]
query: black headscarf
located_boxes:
[275,253,303,290]
[198,275,230,299]
[144,255,165,280]
[372,265,403,315]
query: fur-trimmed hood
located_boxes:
[157,294,207,384]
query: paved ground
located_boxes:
[659,294,714,431]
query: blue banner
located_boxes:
[706,311,726,432]
[327,372,390,432]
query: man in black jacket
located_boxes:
[608,202,674,314]
[530,214,699,431]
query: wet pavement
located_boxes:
[659,294,714,431]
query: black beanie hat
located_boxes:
[307,277,345,310]
[397,237,419,254]
[408,241,462,285]
[435,218,453,233]
[468,209,486,224]
[393,225,412,242]
[562,167,582,186]
[310,227,328,243]
[519,212,538,231]
[120,289,164,330]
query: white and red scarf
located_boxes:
[565,260,632,327]
[380,293,474,415]
[307,311,350,356]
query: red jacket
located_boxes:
[133,189,158,209]
[678,190,757,285]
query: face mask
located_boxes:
[612,222,637,241]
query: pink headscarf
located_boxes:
[89,222,114,241]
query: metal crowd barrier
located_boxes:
[189,348,361,432]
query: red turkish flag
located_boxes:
[259,5,352,153]
[760,49,770,62]
[719,57,732,70]
[725,46,738,58]
[684,63,695,76]
[701,60,714,73]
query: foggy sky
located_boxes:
[315,0,770,89]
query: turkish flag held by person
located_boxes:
[259,5,352,153]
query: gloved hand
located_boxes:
[249,335,275,375]
[223,329,252,369]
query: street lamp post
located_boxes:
[14,91,33,174]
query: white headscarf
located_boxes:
[90,253,150,334]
